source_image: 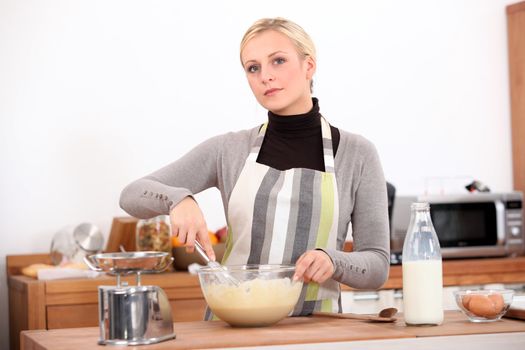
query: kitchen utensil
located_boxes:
[74,223,104,253]
[84,251,176,345]
[50,227,77,265]
[105,217,139,253]
[194,240,240,286]
[197,264,303,327]
[85,251,172,287]
[50,223,104,265]
[312,307,398,322]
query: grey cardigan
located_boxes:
[120,126,390,289]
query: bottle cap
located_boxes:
[411,202,430,210]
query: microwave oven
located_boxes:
[390,192,524,260]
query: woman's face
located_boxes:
[241,30,315,116]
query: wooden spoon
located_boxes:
[313,307,398,322]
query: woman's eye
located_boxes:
[274,57,286,65]
[247,65,259,73]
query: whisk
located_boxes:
[193,240,241,287]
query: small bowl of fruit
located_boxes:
[454,289,514,322]
[171,226,227,270]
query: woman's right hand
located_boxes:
[169,196,216,261]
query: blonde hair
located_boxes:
[240,18,316,91]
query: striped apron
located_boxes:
[220,116,341,315]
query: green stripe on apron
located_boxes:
[316,172,335,248]
[321,298,333,312]
[304,172,335,302]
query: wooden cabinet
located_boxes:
[507,2,525,193]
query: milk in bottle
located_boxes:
[402,202,443,326]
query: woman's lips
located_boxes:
[264,88,282,96]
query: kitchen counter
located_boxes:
[219,333,525,350]
[8,255,525,350]
[20,311,525,350]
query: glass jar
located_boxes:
[402,202,444,326]
[136,215,172,258]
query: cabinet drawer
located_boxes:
[47,304,99,329]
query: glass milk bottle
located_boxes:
[402,202,444,326]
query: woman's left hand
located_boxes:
[293,250,334,284]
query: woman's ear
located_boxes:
[305,56,316,80]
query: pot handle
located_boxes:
[83,255,103,272]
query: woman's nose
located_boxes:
[260,68,275,84]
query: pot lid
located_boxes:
[73,223,104,253]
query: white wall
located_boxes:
[0,0,517,347]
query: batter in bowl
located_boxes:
[203,277,302,326]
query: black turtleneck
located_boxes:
[256,98,340,172]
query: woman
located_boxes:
[120,17,389,315]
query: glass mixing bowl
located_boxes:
[197,264,303,327]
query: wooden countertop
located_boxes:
[20,311,525,350]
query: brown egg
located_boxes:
[488,293,505,314]
[462,295,472,310]
[467,295,498,317]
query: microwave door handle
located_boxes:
[495,200,506,245]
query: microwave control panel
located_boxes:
[504,196,523,255]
